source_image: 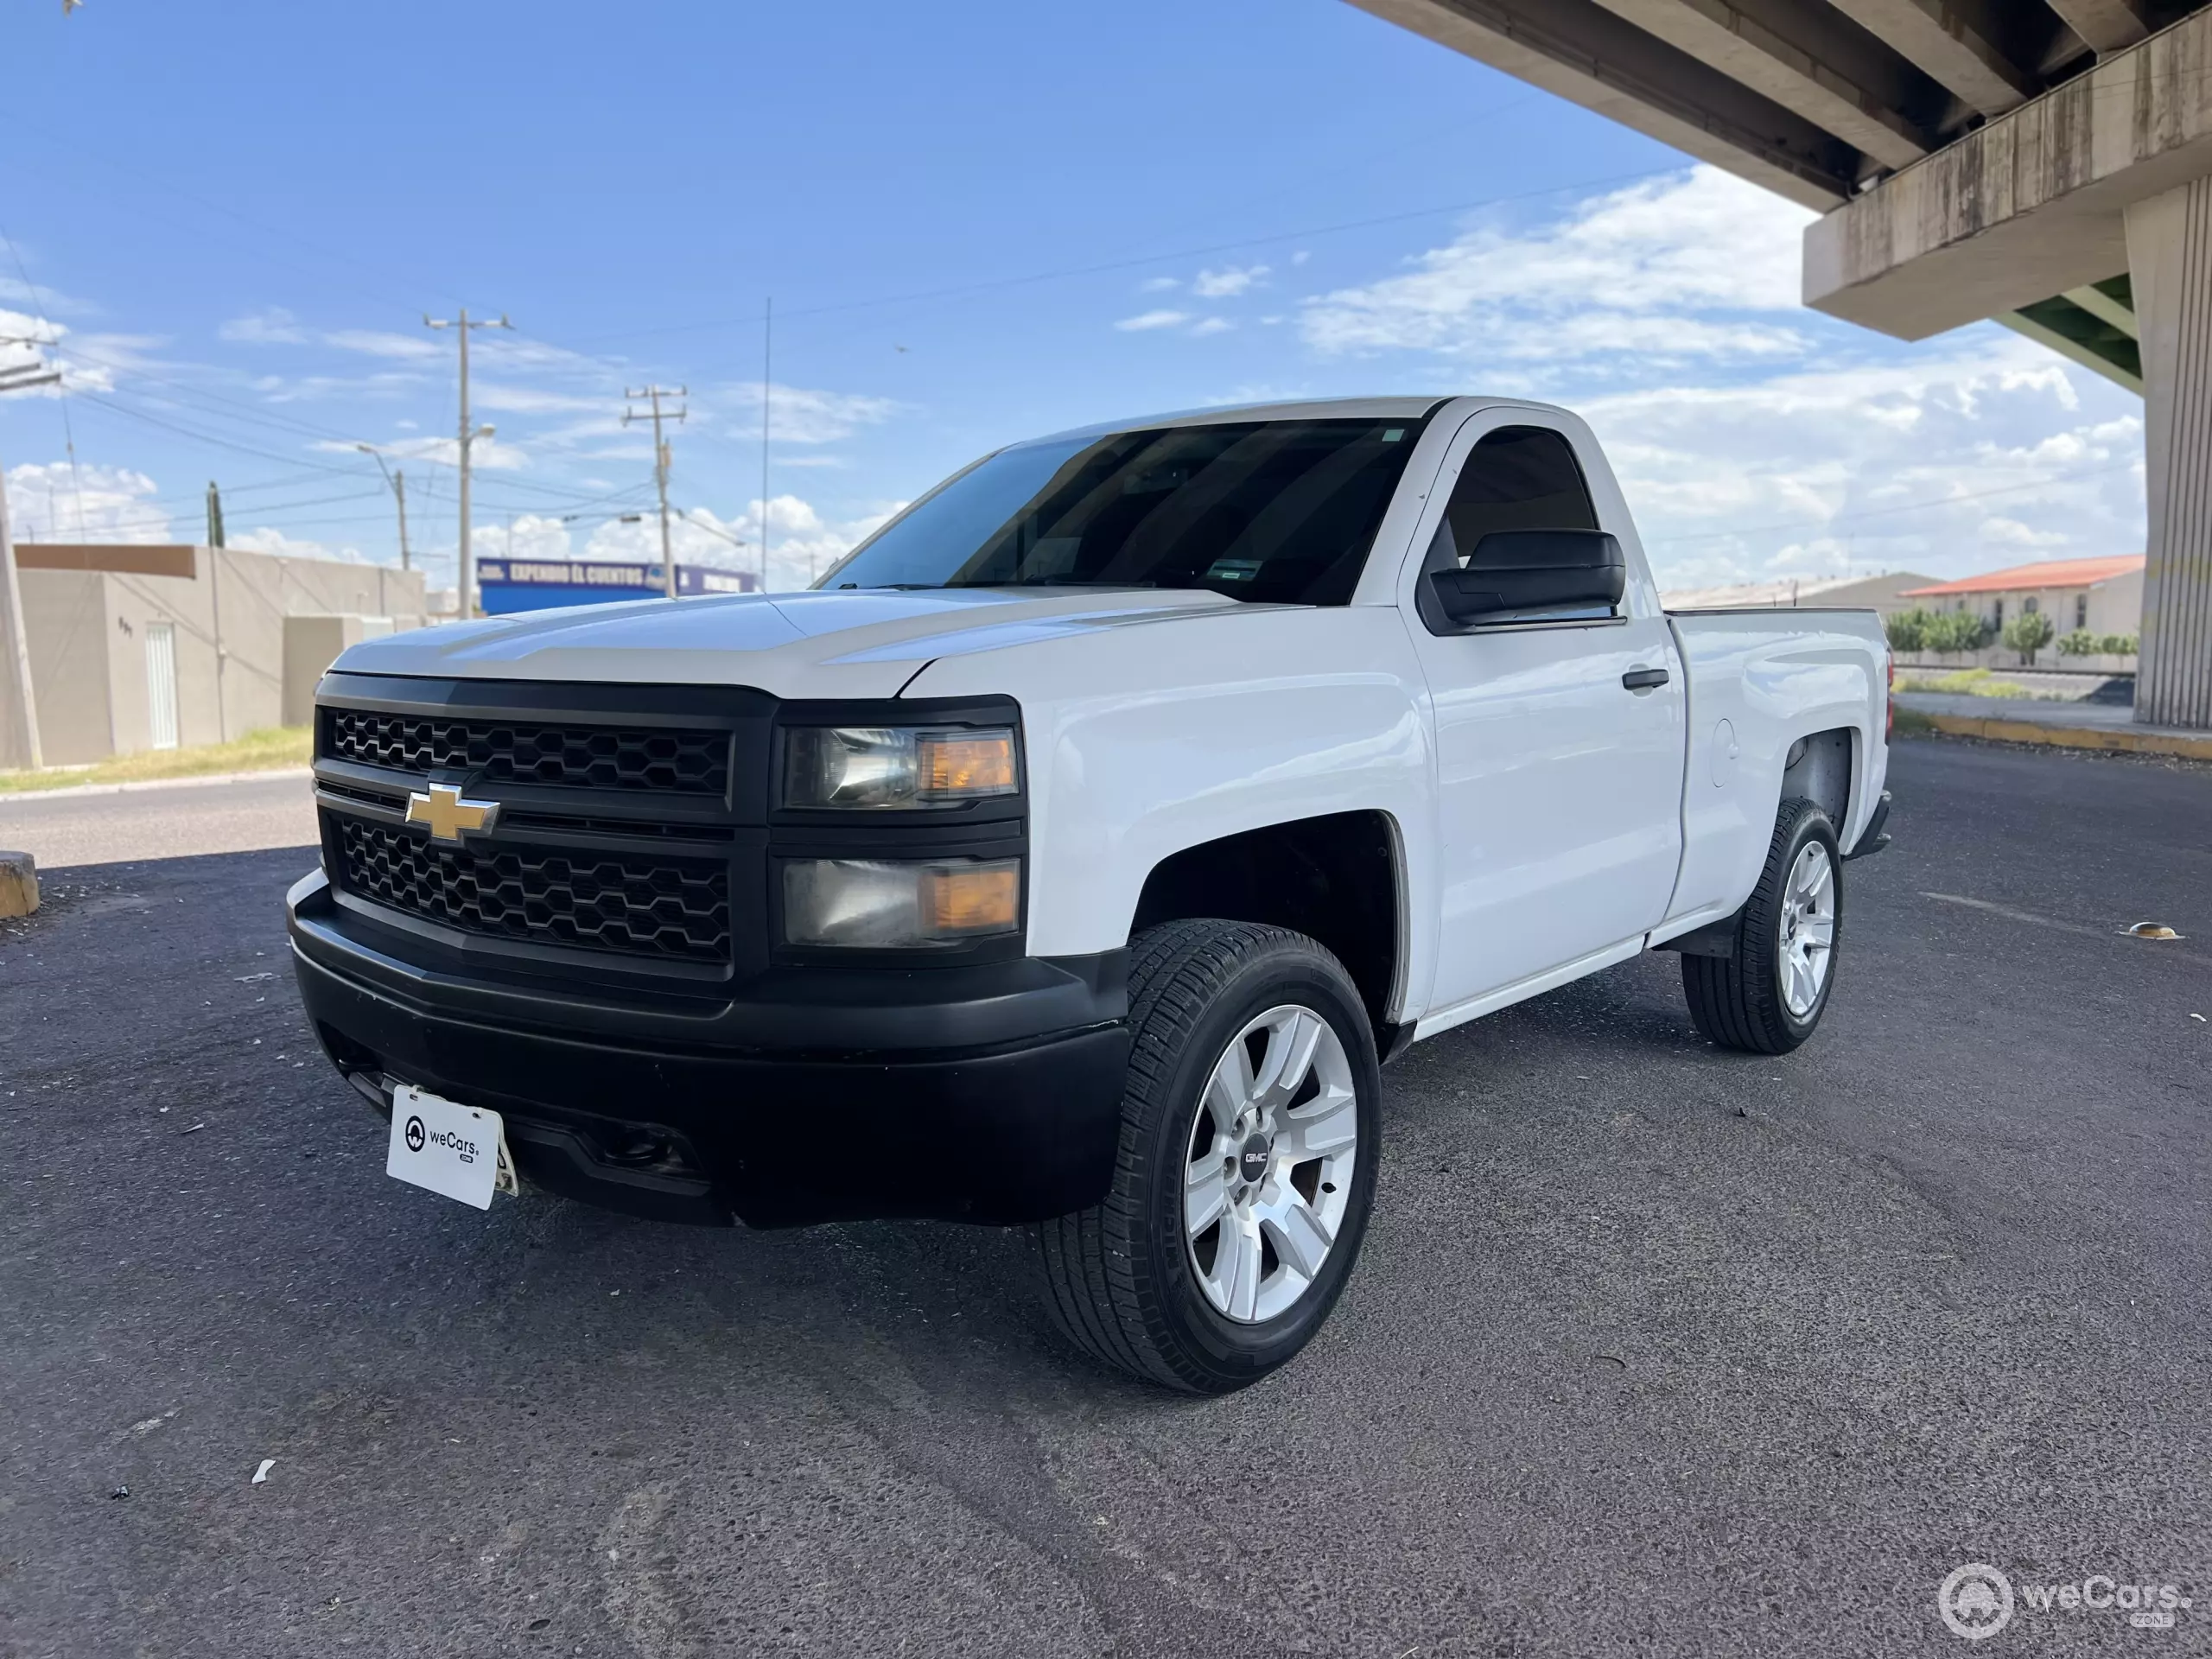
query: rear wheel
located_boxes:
[1681,798,1841,1054]
[1035,919,1381,1394]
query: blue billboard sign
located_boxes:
[475,558,760,614]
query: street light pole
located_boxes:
[356,443,412,572]
[423,308,510,618]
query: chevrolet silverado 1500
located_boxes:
[289,396,1892,1392]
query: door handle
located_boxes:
[1622,667,1670,691]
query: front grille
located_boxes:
[333,817,729,963]
[325,708,728,795]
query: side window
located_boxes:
[1423,425,1599,577]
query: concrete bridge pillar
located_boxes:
[2128,178,2212,730]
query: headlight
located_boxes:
[783,857,1020,948]
[783,725,1018,810]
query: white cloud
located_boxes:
[1138,276,1180,293]
[470,382,607,416]
[0,308,137,393]
[1115,308,1189,333]
[232,526,368,563]
[1193,264,1268,299]
[0,274,95,317]
[720,381,901,444]
[219,308,308,345]
[308,434,531,471]
[1188,316,1236,338]
[469,512,577,563]
[3,461,171,543]
[1589,339,2145,588]
[324,328,442,362]
[0,309,60,370]
[256,370,424,404]
[1300,165,1815,364]
[547,493,899,594]
[1281,162,2145,586]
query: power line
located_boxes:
[70,392,384,477]
[567,168,1684,350]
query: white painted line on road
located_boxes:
[1921,892,2111,939]
[1923,892,2212,969]
[0,768,310,805]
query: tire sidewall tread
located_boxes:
[1037,919,1381,1394]
[1681,798,1843,1056]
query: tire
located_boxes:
[1035,919,1382,1394]
[1681,797,1843,1055]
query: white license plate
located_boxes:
[386,1084,516,1211]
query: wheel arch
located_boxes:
[1780,726,1854,826]
[1128,810,1408,1053]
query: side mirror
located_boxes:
[1425,529,1625,627]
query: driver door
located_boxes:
[1403,411,1685,1021]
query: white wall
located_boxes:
[3,548,429,765]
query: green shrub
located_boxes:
[1922,611,1989,652]
[2097,633,2138,657]
[2056,629,2100,658]
[1884,607,1932,652]
[2001,610,2056,665]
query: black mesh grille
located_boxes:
[334,817,729,962]
[324,709,728,795]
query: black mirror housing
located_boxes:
[1425,529,1625,627]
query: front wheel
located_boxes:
[1681,797,1842,1054]
[1035,919,1382,1394]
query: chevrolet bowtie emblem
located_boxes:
[405,783,499,844]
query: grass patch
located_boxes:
[1896,667,2032,698]
[0,726,310,794]
[1891,705,1939,738]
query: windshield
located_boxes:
[817,417,1426,605]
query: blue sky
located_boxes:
[0,0,2146,594]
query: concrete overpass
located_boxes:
[1353,0,2212,728]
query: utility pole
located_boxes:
[0,361,60,769]
[203,478,229,736]
[623,385,688,598]
[356,443,411,572]
[760,296,772,590]
[423,308,509,619]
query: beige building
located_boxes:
[1660,570,1939,615]
[2,543,427,767]
[1900,556,2145,639]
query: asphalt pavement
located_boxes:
[3,737,2208,1656]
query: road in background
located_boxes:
[3,738,2208,1656]
[0,773,315,868]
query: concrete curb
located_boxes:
[0,767,313,805]
[1925,714,2212,761]
[0,850,35,918]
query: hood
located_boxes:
[334,587,1245,699]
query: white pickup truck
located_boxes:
[289,396,1892,1393]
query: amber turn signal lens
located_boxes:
[921,862,1020,935]
[918,732,1017,798]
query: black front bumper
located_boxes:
[289,872,1130,1229]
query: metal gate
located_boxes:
[145,621,179,750]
